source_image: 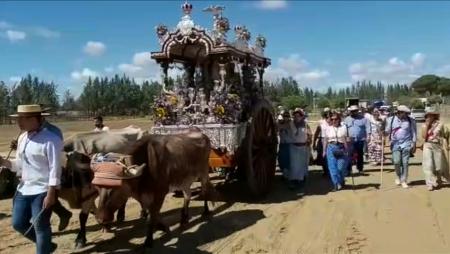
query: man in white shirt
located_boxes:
[0,104,62,254]
[93,115,110,132]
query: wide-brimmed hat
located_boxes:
[397,105,410,113]
[425,108,440,117]
[348,105,359,111]
[281,110,290,117]
[10,104,51,117]
[293,107,304,115]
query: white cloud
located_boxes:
[411,52,426,67]
[348,52,427,83]
[83,41,106,56]
[118,63,143,74]
[9,76,22,83]
[265,53,329,86]
[258,0,287,10]
[278,54,309,74]
[71,68,99,81]
[34,27,60,38]
[117,52,160,81]
[0,21,12,30]
[104,66,114,73]
[6,30,26,42]
[436,65,450,77]
[295,70,329,81]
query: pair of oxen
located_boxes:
[61,126,216,251]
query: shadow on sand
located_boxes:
[72,204,264,254]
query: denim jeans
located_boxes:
[327,144,348,187]
[392,146,411,183]
[12,191,53,254]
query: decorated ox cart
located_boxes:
[149,2,278,196]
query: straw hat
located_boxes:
[293,107,304,115]
[425,108,440,117]
[10,104,51,117]
[348,105,359,111]
[397,105,411,113]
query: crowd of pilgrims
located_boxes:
[277,105,450,192]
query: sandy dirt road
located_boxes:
[1,119,450,253]
[1,153,450,254]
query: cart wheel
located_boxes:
[242,99,278,197]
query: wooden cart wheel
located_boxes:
[241,99,278,197]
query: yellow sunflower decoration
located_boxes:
[155,107,166,118]
[168,95,178,106]
[214,105,225,116]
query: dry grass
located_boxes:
[0,117,151,156]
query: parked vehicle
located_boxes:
[411,108,426,122]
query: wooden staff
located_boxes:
[6,131,22,160]
[380,134,384,189]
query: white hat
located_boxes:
[348,105,359,111]
[10,104,51,117]
[323,107,330,112]
[397,105,410,113]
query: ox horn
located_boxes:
[126,163,146,177]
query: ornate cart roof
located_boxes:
[151,1,271,68]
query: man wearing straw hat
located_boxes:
[343,105,371,174]
[421,108,450,191]
[385,105,417,188]
[0,104,62,253]
[9,105,73,231]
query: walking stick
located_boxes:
[380,135,384,189]
[6,131,22,160]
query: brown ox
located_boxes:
[59,126,147,249]
[95,130,215,249]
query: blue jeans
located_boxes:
[12,191,53,254]
[392,146,411,182]
[327,144,348,187]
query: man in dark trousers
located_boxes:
[343,105,371,174]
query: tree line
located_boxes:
[0,73,448,123]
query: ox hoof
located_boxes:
[74,240,86,249]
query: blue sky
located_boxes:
[1,0,450,96]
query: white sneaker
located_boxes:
[427,185,434,191]
[395,178,401,185]
[401,182,409,189]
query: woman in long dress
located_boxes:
[421,110,450,191]
[288,108,312,189]
[277,111,292,180]
[368,109,385,165]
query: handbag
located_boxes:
[331,127,346,158]
[332,148,345,158]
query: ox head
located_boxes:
[95,183,132,225]
[93,164,145,225]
